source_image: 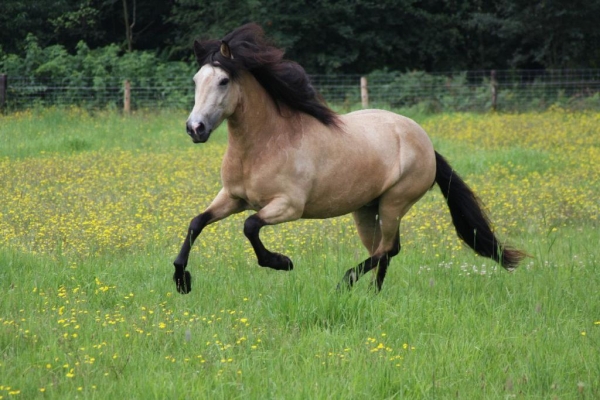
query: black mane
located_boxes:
[193,23,340,127]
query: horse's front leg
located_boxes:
[173,189,245,294]
[243,197,303,271]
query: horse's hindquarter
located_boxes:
[301,110,436,218]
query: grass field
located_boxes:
[1,107,599,399]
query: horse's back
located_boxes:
[341,109,431,146]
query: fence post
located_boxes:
[490,70,498,112]
[0,74,7,110]
[360,76,369,108]
[124,80,131,114]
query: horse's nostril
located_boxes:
[187,121,206,136]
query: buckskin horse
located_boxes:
[173,23,525,294]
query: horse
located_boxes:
[172,23,525,294]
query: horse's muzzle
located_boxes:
[186,121,211,143]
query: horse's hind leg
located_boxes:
[338,252,385,289]
[373,231,401,291]
[352,203,381,256]
[338,205,401,290]
[338,243,401,291]
[339,191,417,291]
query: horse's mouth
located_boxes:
[190,131,211,143]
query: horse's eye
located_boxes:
[219,78,230,86]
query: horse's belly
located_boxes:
[301,204,363,219]
[301,184,383,219]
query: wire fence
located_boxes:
[2,69,600,112]
[2,76,192,110]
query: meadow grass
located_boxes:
[1,107,599,399]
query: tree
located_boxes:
[0,0,72,54]
[166,0,261,60]
[0,0,176,56]
[3,0,600,74]
[469,0,600,69]
[167,0,476,73]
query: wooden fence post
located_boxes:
[360,76,369,108]
[490,70,498,112]
[124,80,131,114]
[0,74,7,110]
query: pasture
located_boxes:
[1,107,599,398]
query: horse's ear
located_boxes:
[193,40,209,64]
[220,41,232,59]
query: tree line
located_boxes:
[2,0,600,74]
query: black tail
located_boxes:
[434,151,525,270]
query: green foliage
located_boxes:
[1,36,193,81]
[365,69,600,113]
[0,0,174,55]
[0,0,72,53]
[0,36,195,109]
[166,0,477,73]
[470,0,600,69]
[3,0,600,73]
[1,34,598,113]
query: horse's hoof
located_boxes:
[280,256,294,271]
[336,270,357,291]
[273,253,293,271]
[173,270,192,294]
[260,253,293,271]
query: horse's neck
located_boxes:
[226,72,288,152]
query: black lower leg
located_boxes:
[173,211,212,294]
[340,234,401,291]
[338,254,382,290]
[389,232,401,257]
[373,255,390,291]
[373,235,401,291]
[243,214,293,271]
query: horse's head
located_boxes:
[186,42,240,143]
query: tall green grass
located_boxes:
[1,107,598,399]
